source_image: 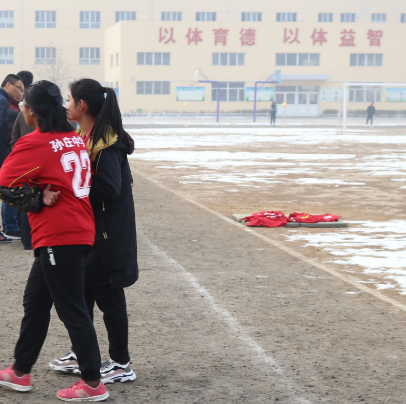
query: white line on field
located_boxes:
[141,233,312,404]
[133,168,406,314]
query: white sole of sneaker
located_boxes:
[102,371,136,384]
[0,380,32,392]
[57,391,110,401]
[49,363,80,374]
[5,235,21,240]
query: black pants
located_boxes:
[366,115,373,125]
[271,113,276,125]
[82,286,130,364]
[14,245,101,381]
[19,211,32,250]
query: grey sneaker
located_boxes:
[100,360,136,384]
[4,230,21,240]
[49,351,80,374]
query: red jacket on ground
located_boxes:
[243,211,288,227]
[288,212,340,223]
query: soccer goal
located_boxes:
[341,82,406,133]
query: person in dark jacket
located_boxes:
[366,102,375,126]
[270,101,277,126]
[10,71,35,250]
[49,78,138,385]
[0,74,24,242]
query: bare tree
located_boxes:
[35,43,72,96]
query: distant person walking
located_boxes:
[270,101,277,126]
[366,102,375,126]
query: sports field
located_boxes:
[1,120,406,402]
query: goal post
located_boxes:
[342,82,406,133]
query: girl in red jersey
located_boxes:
[0,80,109,401]
[48,79,138,385]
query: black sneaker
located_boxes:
[0,232,12,243]
[4,231,21,240]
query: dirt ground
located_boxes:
[1,124,406,403]
[129,124,406,304]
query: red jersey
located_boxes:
[0,128,95,249]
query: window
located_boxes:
[276,13,297,22]
[137,52,170,65]
[350,53,382,66]
[276,53,320,66]
[116,53,119,66]
[136,82,170,95]
[0,47,13,64]
[212,53,244,66]
[110,55,113,67]
[341,13,355,22]
[115,11,136,22]
[0,11,14,28]
[35,11,56,28]
[161,12,181,21]
[318,13,333,22]
[196,12,216,21]
[35,47,56,64]
[371,13,386,22]
[349,86,381,103]
[241,12,262,22]
[80,11,100,28]
[79,48,100,65]
[401,14,406,23]
[212,82,244,102]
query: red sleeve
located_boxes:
[0,135,42,188]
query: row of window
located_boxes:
[0,10,135,29]
[276,53,383,67]
[135,83,383,104]
[1,47,386,68]
[0,10,403,28]
[133,52,245,66]
[0,47,100,65]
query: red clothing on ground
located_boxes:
[0,128,95,249]
[288,212,340,223]
[243,211,288,227]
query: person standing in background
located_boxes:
[270,101,277,126]
[10,71,35,249]
[366,102,375,126]
[0,74,24,242]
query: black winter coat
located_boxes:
[85,136,138,289]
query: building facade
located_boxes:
[0,1,405,115]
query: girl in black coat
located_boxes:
[49,79,139,384]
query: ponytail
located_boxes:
[69,79,132,150]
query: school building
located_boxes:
[0,0,405,116]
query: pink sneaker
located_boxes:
[0,365,32,392]
[57,379,109,401]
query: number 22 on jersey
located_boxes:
[61,150,91,199]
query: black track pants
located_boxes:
[85,286,130,364]
[13,245,102,381]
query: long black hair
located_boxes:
[69,78,132,150]
[24,80,73,133]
